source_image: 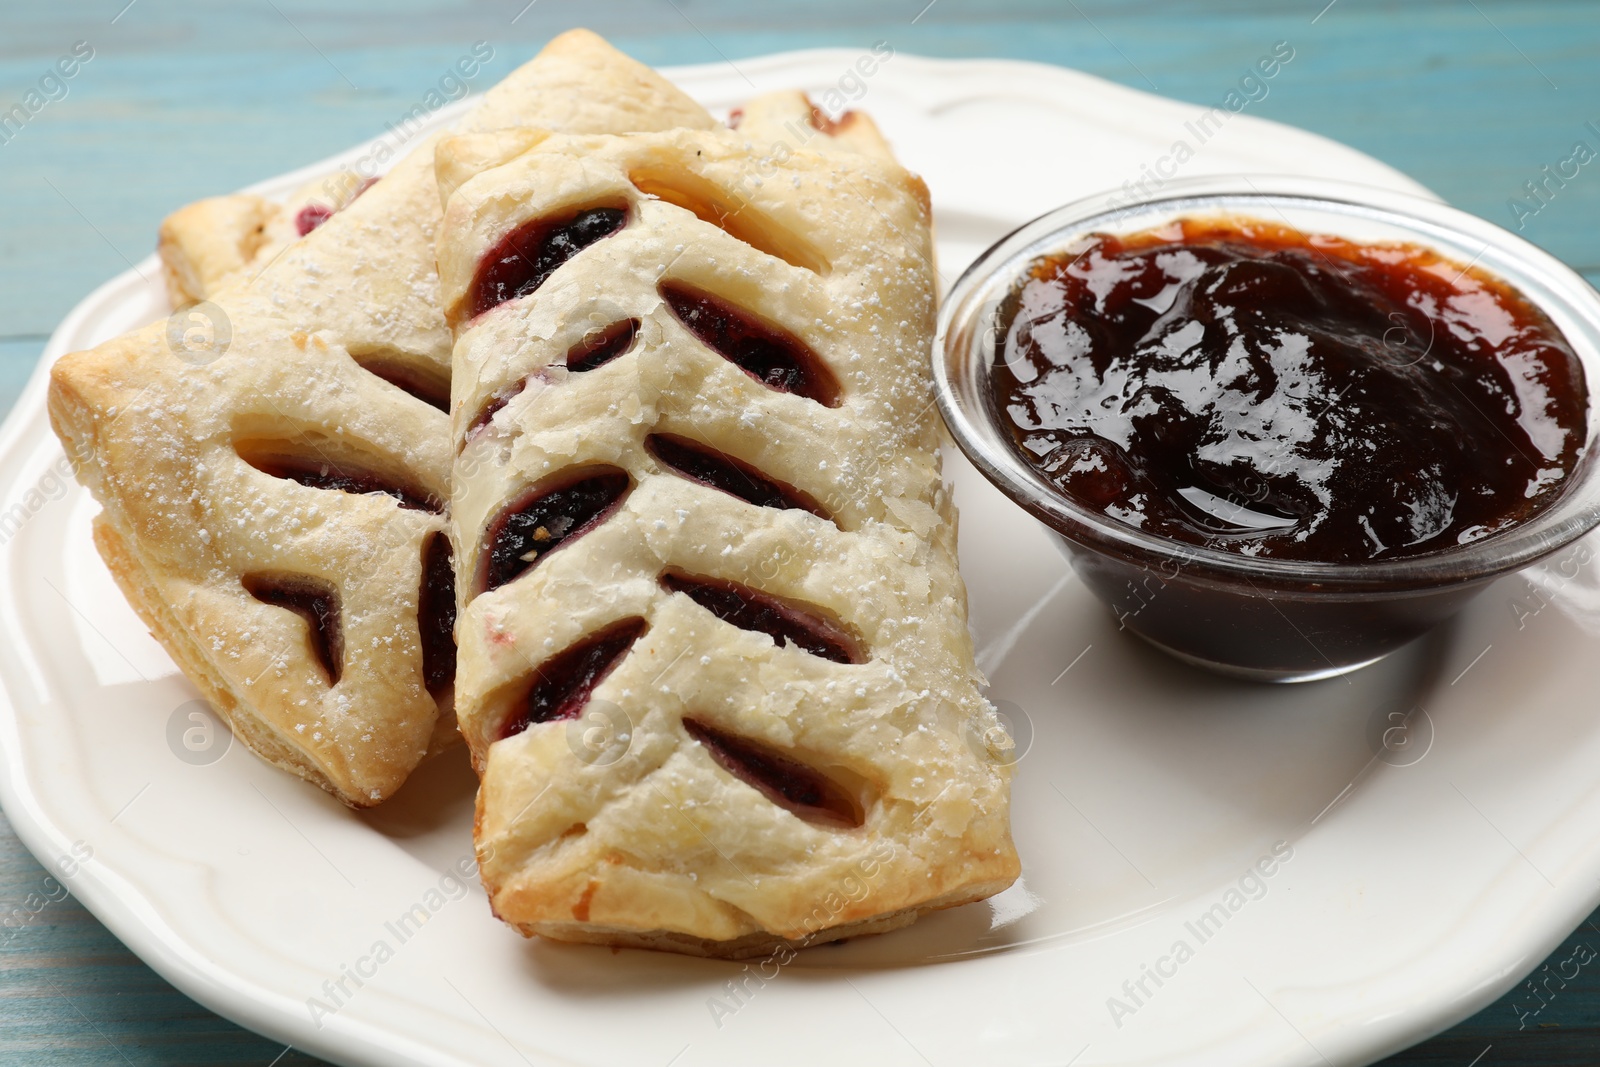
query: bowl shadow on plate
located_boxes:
[1098,601,1460,797]
[1046,597,1462,839]
[1021,564,1600,895]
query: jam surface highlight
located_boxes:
[990,217,1589,562]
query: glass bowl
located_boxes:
[934,175,1600,682]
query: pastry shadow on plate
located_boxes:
[353,733,1015,970]
[356,743,477,842]
[512,892,1007,992]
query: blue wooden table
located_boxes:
[3,1,1600,1063]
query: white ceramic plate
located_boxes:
[3,48,1597,1067]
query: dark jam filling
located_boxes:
[567,318,640,373]
[645,433,826,517]
[660,282,841,406]
[499,618,647,740]
[990,218,1589,563]
[418,533,457,695]
[243,453,441,513]
[294,178,376,236]
[352,352,451,413]
[464,388,517,446]
[460,324,639,450]
[295,204,334,236]
[682,718,863,829]
[243,574,343,684]
[478,470,631,593]
[464,206,627,320]
[660,572,861,664]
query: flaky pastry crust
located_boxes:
[48,31,719,806]
[156,173,371,308]
[437,117,1018,953]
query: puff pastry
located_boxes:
[157,171,371,308]
[437,112,1019,955]
[48,31,719,806]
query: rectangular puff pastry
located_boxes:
[436,111,1021,956]
[47,31,719,807]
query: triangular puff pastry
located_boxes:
[157,170,369,309]
[435,111,1020,955]
[48,31,718,806]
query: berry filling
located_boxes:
[659,572,861,664]
[351,350,450,413]
[660,282,841,406]
[463,320,643,449]
[295,204,334,236]
[464,206,628,320]
[239,449,441,513]
[498,617,647,740]
[646,433,825,517]
[419,533,457,695]
[243,574,342,684]
[683,717,863,829]
[566,318,640,373]
[478,469,631,593]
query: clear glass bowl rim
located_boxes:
[933,174,1600,588]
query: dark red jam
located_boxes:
[242,575,342,684]
[566,318,639,373]
[645,433,826,517]
[682,718,863,828]
[460,322,641,450]
[293,179,376,236]
[463,206,627,321]
[990,218,1589,562]
[295,204,334,236]
[241,451,441,513]
[499,617,646,740]
[418,533,457,695]
[352,352,450,412]
[477,469,631,594]
[661,282,842,407]
[659,572,862,664]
